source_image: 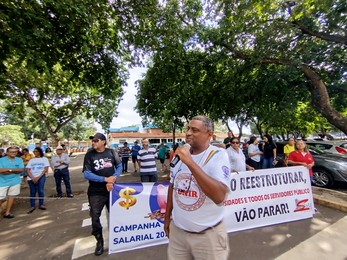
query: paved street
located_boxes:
[0,153,346,260]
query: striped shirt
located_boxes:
[137,147,157,173]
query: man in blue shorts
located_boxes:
[0,146,24,218]
[131,140,141,172]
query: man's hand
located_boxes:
[106,182,114,192]
[105,176,116,184]
[164,219,170,238]
[174,145,192,165]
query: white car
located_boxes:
[305,141,347,155]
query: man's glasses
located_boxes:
[92,139,100,143]
[231,142,239,144]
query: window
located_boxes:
[149,139,160,144]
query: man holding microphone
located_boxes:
[164,116,231,260]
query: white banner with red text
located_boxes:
[109,166,314,254]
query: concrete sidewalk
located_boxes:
[275,215,347,260]
[312,186,347,213]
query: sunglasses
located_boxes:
[231,142,239,144]
[92,139,100,143]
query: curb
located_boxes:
[313,196,347,213]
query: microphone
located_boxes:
[170,143,191,168]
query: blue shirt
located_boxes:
[0,156,24,187]
[131,145,141,157]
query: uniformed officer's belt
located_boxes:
[183,220,223,234]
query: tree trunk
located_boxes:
[49,131,60,147]
[301,65,347,135]
[256,122,263,137]
[238,127,243,139]
[172,123,176,146]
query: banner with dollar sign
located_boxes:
[109,182,170,254]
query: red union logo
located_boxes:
[293,198,311,212]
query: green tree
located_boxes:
[0,125,26,147]
[62,115,95,145]
[0,0,158,144]
[136,0,347,134]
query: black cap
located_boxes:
[92,133,106,140]
[89,136,94,140]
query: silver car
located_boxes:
[305,140,347,155]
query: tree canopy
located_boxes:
[136,0,347,135]
[0,125,26,147]
[0,0,157,143]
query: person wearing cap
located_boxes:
[51,146,73,199]
[131,140,141,172]
[83,132,122,256]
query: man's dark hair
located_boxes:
[6,146,19,152]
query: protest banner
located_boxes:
[224,166,315,232]
[109,182,169,254]
[109,166,314,254]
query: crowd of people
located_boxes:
[217,132,314,178]
[0,122,315,258]
[0,145,73,218]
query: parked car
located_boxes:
[325,132,347,140]
[305,140,347,155]
[275,142,347,188]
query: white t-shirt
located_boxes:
[26,157,50,180]
[170,145,231,232]
[248,144,261,162]
[226,147,246,172]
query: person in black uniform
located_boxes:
[83,133,122,256]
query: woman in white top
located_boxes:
[26,147,50,213]
[227,137,255,172]
[247,136,263,170]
